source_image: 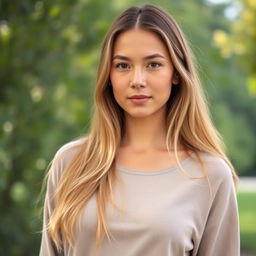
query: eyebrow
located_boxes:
[112,53,165,61]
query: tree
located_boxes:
[212,0,256,94]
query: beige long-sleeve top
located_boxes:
[39,139,240,256]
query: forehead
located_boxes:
[113,29,169,57]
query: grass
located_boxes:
[238,191,256,253]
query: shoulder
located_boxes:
[199,152,232,178]
[189,151,234,189]
[53,137,86,165]
[47,137,86,187]
[196,151,235,192]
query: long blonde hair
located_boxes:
[47,4,239,252]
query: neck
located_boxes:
[122,113,168,152]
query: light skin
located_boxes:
[110,29,188,170]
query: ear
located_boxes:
[172,72,180,85]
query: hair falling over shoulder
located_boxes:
[46,4,239,253]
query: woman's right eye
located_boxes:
[115,63,130,69]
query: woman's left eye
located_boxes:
[148,62,162,68]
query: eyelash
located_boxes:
[148,62,162,68]
[115,63,130,69]
[114,62,162,70]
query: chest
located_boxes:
[78,171,210,248]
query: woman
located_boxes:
[40,4,240,256]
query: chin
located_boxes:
[126,111,152,118]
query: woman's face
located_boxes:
[110,29,178,119]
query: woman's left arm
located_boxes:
[196,162,240,256]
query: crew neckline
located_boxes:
[116,153,194,176]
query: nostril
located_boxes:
[130,82,146,88]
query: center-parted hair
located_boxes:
[46,4,238,253]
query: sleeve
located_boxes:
[196,162,240,256]
[39,152,65,256]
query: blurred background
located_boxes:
[0,0,255,255]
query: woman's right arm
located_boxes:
[39,139,85,255]
[40,191,63,255]
[39,150,65,256]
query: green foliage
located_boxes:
[238,191,256,253]
[0,0,116,254]
[0,0,255,254]
[212,0,256,94]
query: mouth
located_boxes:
[128,95,152,104]
[128,95,152,99]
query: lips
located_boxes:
[128,95,151,99]
[128,94,152,104]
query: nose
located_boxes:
[130,67,146,88]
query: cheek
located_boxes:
[110,72,124,90]
[110,75,124,103]
[111,82,124,98]
[151,73,172,94]
[110,74,129,100]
